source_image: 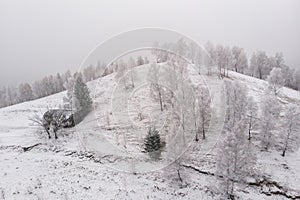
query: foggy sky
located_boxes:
[0,0,299,87]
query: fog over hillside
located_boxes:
[0,0,300,87]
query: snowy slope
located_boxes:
[0,64,300,199]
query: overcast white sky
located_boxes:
[0,0,299,87]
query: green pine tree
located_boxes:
[73,74,93,123]
[144,127,161,153]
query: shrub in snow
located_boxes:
[42,109,75,139]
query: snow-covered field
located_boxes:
[0,64,300,199]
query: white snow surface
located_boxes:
[0,64,300,199]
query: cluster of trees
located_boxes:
[0,55,150,109]
[141,70,298,194]
[141,54,211,187]
[260,95,300,156]
[212,40,297,88]
[0,62,105,109]
[216,80,300,198]
[152,39,300,92]
[108,56,149,82]
[152,39,204,68]
[216,80,257,198]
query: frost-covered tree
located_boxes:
[95,61,106,78]
[175,64,192,132]
[231,46,243,72]
[246,96,258,140]
[249,53,257,77]
[18,83,34,102]
[144,56,149,64]
[281,64,294,88]
[175,38,188,57]
[62,70,72,84]
[256,51,269,79]
[267,68,284,95]
[164,55,181,106]
[216,120,256,199]
[115,59,128,89]
[195,86,211,140]
[224,46,233,77]
[83,65,96,82]
[232,47,248,74]
[215,44,232,77]
[128,57,136,88]
[64,74,92,123]
[73,74,93,123]
[204,41,215,75]
[260,95,282,150]
[164,118,189,187]
[269,52,285,69]
[148,63,164,111]
[47,75,56,95]
[188,41,197,64]
[0,87,7,108]
[136,56,144,66]
[215,44,226,76]
[32,80,44,98]
[54,73,65,93]
[292,69,300,91]
[63,76,75,111]
[224,80,248,131]
[152,41,160,63]
[281,105,300,157]
[2,86,18,106]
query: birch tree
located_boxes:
[148,63,164,111]
[195,87,211,140]
[281,105,300,157]
[128,57,136,88]
[224,80,248,131]
[246,96,258,140]
[267,67,284,95]
[18,83,34,102]
[260,95,282,150]
[164,117,189,187]
[115,59,128,89]
[249,53,257,77]
[216,120,256,199]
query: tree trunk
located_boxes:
[248,117,252,140]
[282,128,291,157]
[177,168,183,183]
[131,71,135,88]
[158,86,163,112]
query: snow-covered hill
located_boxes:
[0,63,300,200]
